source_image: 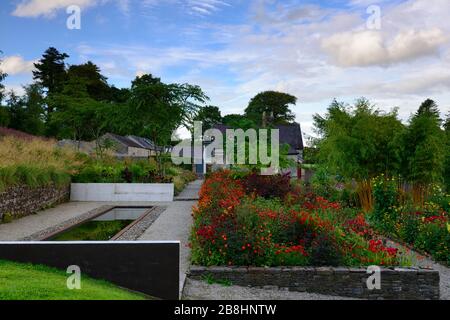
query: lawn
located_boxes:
[0,260,147,300]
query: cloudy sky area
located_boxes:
[1,0,449,138]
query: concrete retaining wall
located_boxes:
[189,266,440,300]
[71,183,174,202]
[0,184,70,221]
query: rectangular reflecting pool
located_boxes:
[47,207,153,241]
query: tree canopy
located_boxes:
[222,114,257,130]
[33,47,69,96]
[245,91,297,126]
[401,99,446,187]
[193,105,222,131]
[314,98,404,181]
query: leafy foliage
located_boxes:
[314,98,404,181]
[193,105,222,131]
[245,91,297,126]
[241,172,292,199]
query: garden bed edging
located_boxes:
[188,265,440,300]
[70,183,175,202]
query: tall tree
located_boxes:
[313,98,404,211]
[402,99,446,204]
[245,91,297,126]
[21,84,46,135]
[66,61,111,101]
[33,47,69,115]
[222,114,257,130]
[416,99,440,117]
[48,72,112,141]
[170,83,209,131]
[126,74,208,174]
[127,75,181,174]
[193,105,222,131]
[5,90,25,131]
[0,51,7,104]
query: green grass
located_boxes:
[49,220,133,241]
[202,274,232,287]
[0,260,148,300]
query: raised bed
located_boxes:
[70,183,174,202]
[189,265,440,300]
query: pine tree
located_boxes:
[33,47,69,115]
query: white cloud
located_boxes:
[12,0,99,18]
[141,0,230,16]
[10,0,450,136]
[0,56,36,75]
[12,0,231,18]
[322,28,447,67]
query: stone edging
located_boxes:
[188,265,440,300]
[21,206,166,241]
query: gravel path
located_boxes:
[386,239,450,300]
[182,279,358,300]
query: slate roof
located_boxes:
[127,135,158,150]
[210,122,304,155]
[104,133,143,149]
[277,123,304,155]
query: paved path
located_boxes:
[139,201,196,298]
[174,180,202,201]
[0,202,104,241]
[140,180,201,297]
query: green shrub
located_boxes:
[399,213,420,244]
[1,213,14,224]
[310,234,343,267]
[371,175,399,233]
[415,222,450,264]
[0,167,17,191]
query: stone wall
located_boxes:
[189,266,440,300]
[0,184,70,221]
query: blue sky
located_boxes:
[1,0,449,138]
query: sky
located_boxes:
[1,0,450,139]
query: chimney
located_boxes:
[262,111,267,128]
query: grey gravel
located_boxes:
[386,239,450,300]
[115,206,166,241]
[182,278,359,300]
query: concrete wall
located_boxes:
[128,146,150,157]
[189,266,440,300]
[71,183,174,202]
[0,184,70,221]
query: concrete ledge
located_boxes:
[188,266,440,300]
[70,183,174,202]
